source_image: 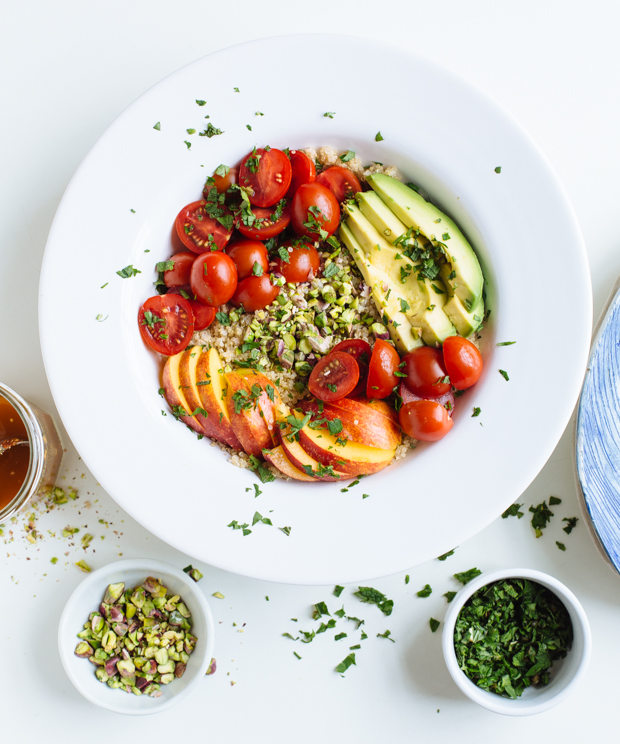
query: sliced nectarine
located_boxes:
[279,427,350,481]
[194,347,242,449]
[225,370,276,457]
[162,352,209,436]
[179,346,224,439]
[263,445,318,482]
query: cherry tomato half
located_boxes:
[443,336,483,390]
[274,239,320,283]
[367,339,400,399]
[138,294,194,356]
[402,346,451,397]
[332,339,371,398]
[316,166,362,203]
[203,165,238,197]
[230,275,280,312]
[308,351,360,403]
[175,200,233,254]
[398,400,453,442]
[399,382,455,417]
[188,300,216,331]
[239,148,292,208]
[291,183,340,240]
[226,240,269,281]
[286,150,316,198]
[163,252,196,288]
[190,251,238,307]
[235,201,291,240]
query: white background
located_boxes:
[2,1,620,740]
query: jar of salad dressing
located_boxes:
[0,383,63,521]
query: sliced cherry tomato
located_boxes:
[316,166,362,203]
[443,336,483,390]
[399,382,455,417]
[367,339,400,399]
[163,252,196,288]
[203,166,238,197]
[138,295,194,356]
[175,200,233,254]
[226,240,269,281]
[402,346,451,397]
[332,339,371,397]
[230,275,280,312]
[235,201,291,240]
[291,183,340,239]
[190,252,237,307]
[286,150,316,197]
[308,351,360,403]
[399,400,453,442]
[274,239,320,283]
[239,148,292,207]
[188,300,216,331]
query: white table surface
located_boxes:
[2,1,619,740]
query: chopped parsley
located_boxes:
[405,575,410,585]
[549,496,562,506]
[454,568,482,585]
[417,584,432,598]
[334,586,344,597]
[562,517,578,534]
[443,591,457,603]
[375,131,384,142]
[156,260,175,272]
[335,653,356,674]
[377,630,395,642]
[502,503,524,519]
[437,549,455,561]
[429,618,440,633]
[556,541,566,551]
[184,140,192,149]
[323,262,340,279]
[216,311,230,326]
[340,150,355,162]
[199,123,224,138]
[248,454,276,484]
[323,112,336,118]
[497,341,516,346]
[472,407,481,417]
[354,586,393,616]
[153,122,161,130]
[499,369,510,381]
[529,501,554,537]
[334,633,347,641]
[196,100,207,106]
[494,166,502,174]
[116,265,141,278]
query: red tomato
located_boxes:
[286,150,316,197]
[399,382,455,417]
[230,275,280,312]
[235,201,291,240]
[138,295,194,356]
[367,339,400,399]
[291,183,340,239]
[399,400,453,442]
[316,166,362,203]
[203,166,238,197]
[308,351,360,403]
[239,148,292,207]
[163,252,195,288]
[190,252,238,307]
[332,339,371,397]
[274,239,320,283]
[226,240,269,281]
[175,200,233,254]
[443,336,483,390]
[188,300,216,331]
[402,347,451,397]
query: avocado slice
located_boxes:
[339,223,422,353]
[356,191,408,244]
[342,205,456,347]
[439,265,485,337]
[366,174,484,308]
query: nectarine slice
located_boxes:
[225,370,275,458]
[280,428,350,481]
[162,352,209,436]
[195,348,242,449]
[263,445,318,482]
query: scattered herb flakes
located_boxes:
[282,632,299,641]
[334,585,344,597]
[294,652,302,660]
[313,601,331,619]
[354,586,393,616]
[494,166,502,173]
[212,592,225,599]
[349,644,361,650]
[429,618,440,633]
[279,526,292,537]
[563,517,578,534]
[499,369,510,381]
[529,501,554,538]
[248,454,276,484]
[246,125,252,131]
[502,502,524,519]
[417,584,432,598]
[50,557,58,565]
[454,568,482,585]
[234,87,240,92]
[324,112,336,118]
[405,575,410,585]
[196,99,207,106]
[95,314,108,322]
[454,578,573,698]
[199,123,224,138]
[362,494,370,499]
[556,541,567,551]
[116,265,141,279]
[549,496,562,506]
[75,560,91,573]
[443,591,457,603]
[316,619,336,634]
[335,653,356,674]
[265,596,269,601]
[334,632,347,641]
[334,608,346,619]
[377,630,395,643]
[437,549,455,561]
[153,122,161,130]
[375,131,384,142]
[497,341,516,346]
[184,140,192,149]
[340,150,355,163]
[360,630,368,640]
[256,111,264,116]
[472,407,481,417]
[100,282,108,289]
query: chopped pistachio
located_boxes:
[75,560,91,573]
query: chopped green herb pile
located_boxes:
[529,500,554,537]
[454,579,573,699]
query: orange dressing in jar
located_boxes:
[0,395,30,509]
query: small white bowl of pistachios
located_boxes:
[58,558,216,715]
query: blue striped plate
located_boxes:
[576,278,620,572]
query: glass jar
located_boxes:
[0,383,63,521]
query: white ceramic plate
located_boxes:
[39,35,591,585]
